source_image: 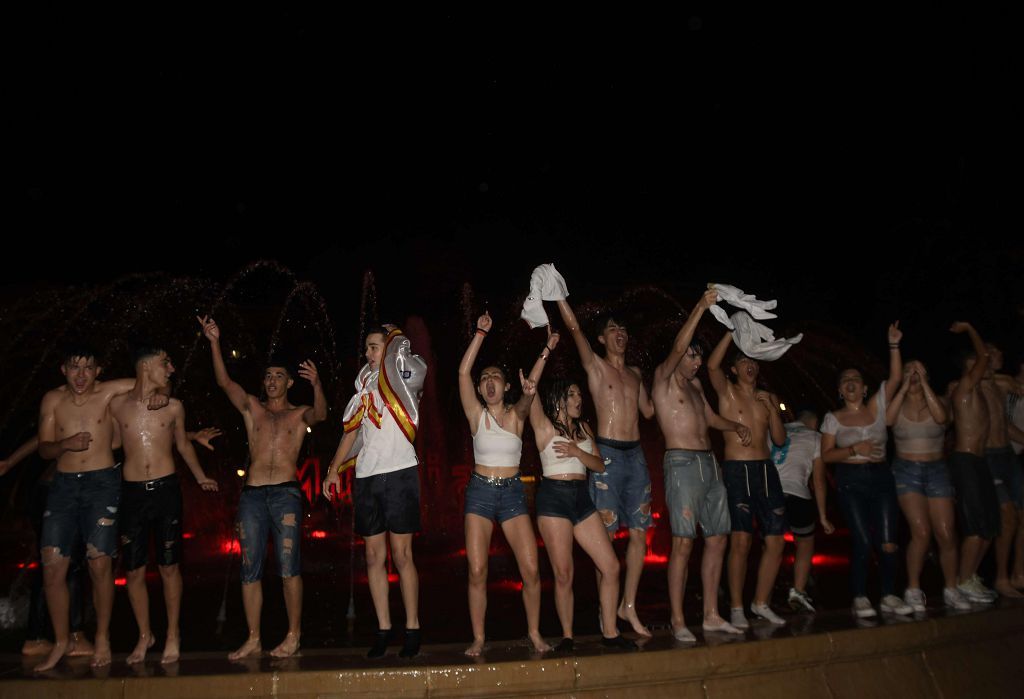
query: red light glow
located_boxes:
[310,530,327,539]
[221,540,241,555]
[114,577,127,586]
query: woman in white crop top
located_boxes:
[820,322,914,618]
[885,359,967,610]
[457,312,553,655]
[526,356,634,650]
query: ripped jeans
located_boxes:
[40,465,121,561]
[237,481,303,583]
[835,463,900,598]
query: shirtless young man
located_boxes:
[110,343,219,664]
[947,322,1001,603]
[556,296,655,637]
[707,332,788,628]
[34,344,168,672]
[199,316,327,659]
[652,289,750,640]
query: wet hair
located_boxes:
[130,341,167,367]
[686,338,706,357]
[60,342,100,367]
[365,326,389,341]
[593,311,626,337]
[542,378,586,441]
[264,353,295,379]
[729,347,755,367]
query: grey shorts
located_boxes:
[663,449,730,539]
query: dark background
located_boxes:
[6,4,1022,384]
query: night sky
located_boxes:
[7,6,1022,386]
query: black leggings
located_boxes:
[835,463,900,598]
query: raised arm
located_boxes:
[299,360,328,427]
[172,402,218,491]
[886,377,910,426]
[556,299,597,373]
[919,374,949,425]
[883,321,903,403]
[634,367,655,419]
[951,321,988,392]
[197,316,250,414]
[458,313,490,426]
[657,288,718,377]
[0,436,40,476]
[706,331,733,396]
[513,330,559,422]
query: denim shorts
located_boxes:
[41,464,121,560]
[986,446,1023,508]
[354,465,421,537]
[663,449,730,538]
[463,471,529,523]
[237,481,303,583]
[590,438,652,532]
[535,478,596,525]
[722,459,787,537]
[120,473,183,570]
[892,457,954,499]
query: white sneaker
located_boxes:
[729,607,750,629]
[852,596,877,618]
[958,577,996,604]
[751,603,786,626]
[943,586,972,611]
[788,587,816,613]
[970,575,999,601]
[903,588,926,613]
[880,594,914,615]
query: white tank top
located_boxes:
[539,436,592,477]
[893,410,946,455]
[472,409,522,468]
[821,382,889,462]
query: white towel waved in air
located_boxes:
[708,283,802,361]
[520,263,570,329]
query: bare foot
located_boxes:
[995,581,1024,599]
[22,639,54,656]
[228,637,262,661]
[91,636,112,668]
[33,639,70,672]
[67,631,95,657]
[161,636,181,664]
[703,616,744,635]
[617,602,652,637]
[269,632,300,658]
[463,638,485,656]
[127,633,155,664]
[528,630,551,653]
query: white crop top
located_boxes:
[821,381,888,462]
[472,409,522,468]
[539,436,592,477]
[893,410,946,455]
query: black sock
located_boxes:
[399,628,421,658]
[367,629,392,659]
[601,635,638,650]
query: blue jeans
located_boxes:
[590,438,652,532]
[237,481,303,583]
[892,458,954,499]
[463,471,529,523]
[41,465,121,560]
[663,449,730,538]
[835,463,899,598]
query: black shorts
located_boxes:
[784,494,816,538]
[354,466,421,537]
[120,473,183,570]
[536,478,597,525]
[948,451,1000,539]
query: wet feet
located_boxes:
[616,602,652,638]
[228,637,262,661]
[528,630,551,653]
[161,636,181,664]
[33,639,71,673]
[67,632,95,657]
[126,633,155,664]
[21,639,54,657]
[995,581,1024,599]
[90,636,112,668]
[269,632,300,658]
[463,637,486,656]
